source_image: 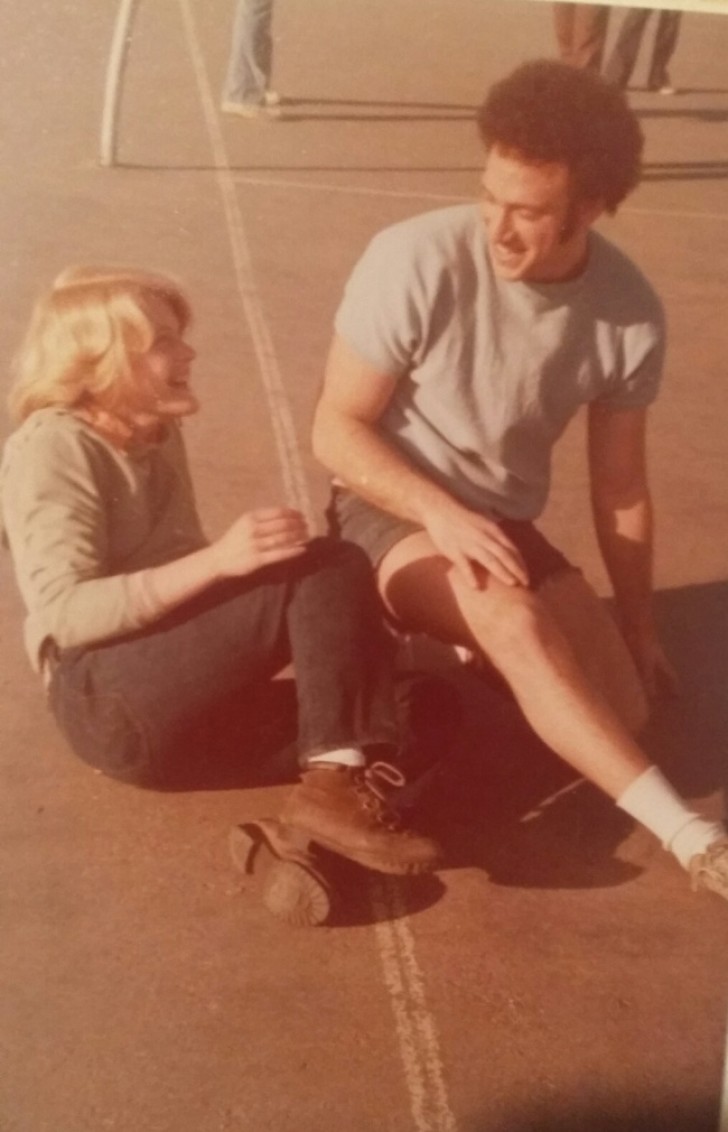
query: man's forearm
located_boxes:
[592,492,656,634]
[313,407,460,525]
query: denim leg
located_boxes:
[284,539,401,764]
[647,10,682,89]
[604,8,650,88]
[47,540,400,783]
[222,0,274,104]
[553,4,609,72]
[48,567,294,783]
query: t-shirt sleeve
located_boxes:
[597,300,666,412]
[334,226,427,376]
[1,421,165,652]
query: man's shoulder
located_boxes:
[589,232,664,322]
[365,203,482,262]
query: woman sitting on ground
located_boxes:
[0,266,440,879]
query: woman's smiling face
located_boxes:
[126,294,199,426]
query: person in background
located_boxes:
[552,3,611,71]
[604,6,682,94]
[0,267,441,882]
[221,0,282,119]
[312,60,728,904]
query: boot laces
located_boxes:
[355,761,406,830]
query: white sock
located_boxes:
[307,747,366,769]
[616,765,725,868]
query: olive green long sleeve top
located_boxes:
[0,408,207,671]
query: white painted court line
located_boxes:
[179,0,312,524]
[372,878,458,1132]
[720,1013,728,1132]
[230,173,468,204]
[179,4,457,1129]
[229,172,728,222]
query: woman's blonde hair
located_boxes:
[8,266,192,423]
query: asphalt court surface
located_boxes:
[1,2,728,1130]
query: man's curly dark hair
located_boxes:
[477,60,643,214]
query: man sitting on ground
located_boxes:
[312,60,728,900]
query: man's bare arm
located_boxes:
[588,402,678,696]
[312,335,528,587]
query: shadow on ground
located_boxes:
[462,1089,719,1132]
[146,579,727,899]
[642,161,728,182]
[115,160,728,182]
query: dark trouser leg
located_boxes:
[553,3,577,64]
[604,7,651,87]
[647,10,682,89]
[222,0,274,104]
[285,539,400,763]
[553,3,609,71]
[48,538,399,784]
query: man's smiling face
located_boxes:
[481,144,601,283]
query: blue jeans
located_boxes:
[222,0,274,105]
[604,8,682,90]
[552,3,610,72]
[48,539,400,785]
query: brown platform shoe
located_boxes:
[280,761,442,875]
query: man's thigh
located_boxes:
[331,487,648,733]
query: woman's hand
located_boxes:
[211,508,310,579]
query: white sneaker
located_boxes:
[220,99,282,120]
[649,75,676,95]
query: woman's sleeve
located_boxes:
[2,422,167,650]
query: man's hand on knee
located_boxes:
[423,502,529,590]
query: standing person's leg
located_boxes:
[552,3,577,65]
[568,4,610,71]
[604,7,651,88]
[647,10,682,91]
[222,0,274,108]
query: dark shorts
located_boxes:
[326,487,576,591]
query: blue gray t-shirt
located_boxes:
[334,204,665,521]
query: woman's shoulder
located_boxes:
[6,406,87,447]
[1,407,103,481]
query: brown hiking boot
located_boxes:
[280,761,442,875]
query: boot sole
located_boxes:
[229,822,332,926]
[264,860,331,926]
[283,826,441,876]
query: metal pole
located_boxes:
[99,0,140,167]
